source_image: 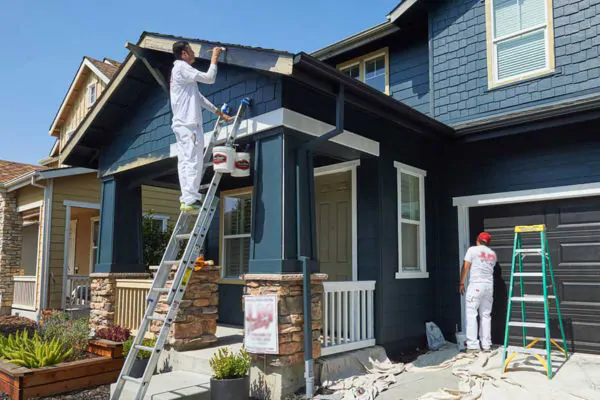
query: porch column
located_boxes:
[95,176,144,273]
[246,130,325,400]
[0,191,22,315]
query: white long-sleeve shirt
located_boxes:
[170,60,219,128]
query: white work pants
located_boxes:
[465,282,493,350]
[173,124,204,205]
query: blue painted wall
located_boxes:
[98,63,282,176]
[430,0,600,124]
[389,37,431,115]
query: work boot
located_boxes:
[180,200,202,214]
[466,348,479,354]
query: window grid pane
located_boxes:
[401,172,420,221]
[222,192,252,278]
[401,223,420,272]
[341,64,360,79]
[364,56,386,92]
[497,29,546,80]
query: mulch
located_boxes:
[33,385,110,400]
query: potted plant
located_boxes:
[88,325,131,359]
[209,347,251,400]
[123,337,157,378]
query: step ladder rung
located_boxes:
[511,295,555,302]
[514,272,543,277]
[505,345,548,355]
[515,248,542,254]
[146,315,167,322]
[509,321,546,328]
[135,345,155,353]
[122,376,142,384]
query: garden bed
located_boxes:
[0,356,123,400]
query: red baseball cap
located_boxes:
[477,232,492,244]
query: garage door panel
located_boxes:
[471,196,600,354]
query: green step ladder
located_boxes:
[502,224,569,379]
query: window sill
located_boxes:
[486,68,561,92]
[218,278,245,285]
[395,271,430,279]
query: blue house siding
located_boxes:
[435,124,600,336]
[389,38,431,115]
[98,63,282,176]
[431,0,600,125]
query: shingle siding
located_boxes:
[389,39,431,115]
[431,0,600,125]
[99,64,282,176]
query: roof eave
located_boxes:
[311,22,400,61]
[387,0,421,23]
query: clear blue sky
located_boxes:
[0,0,398,165]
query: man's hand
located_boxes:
[459,282,465,295]
[217,111,233,122]
[211,47,225,64]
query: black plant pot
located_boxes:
[129,358,151,378]
[210,376,249,400]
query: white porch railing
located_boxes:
[115,279,153,336]
[321,281,376,356]
[12,276,36,309]
[66,275,91,309]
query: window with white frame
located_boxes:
[144,214,169,232]
[487,0,555,87]
[338,48,389,94]
[394,162,428,279]
[87,83,97,107]
[90,217,100,270]
[221,189,252,279]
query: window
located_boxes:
[486,0,555,87]
[394,162,428,279]
[87,83,97,107]
[337,48,390,94]
[90,217,100,270]
[221,189,252,279]
[144,213,169,233]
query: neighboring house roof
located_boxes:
[0,160,43,186]
[48,56,121,137]
[311,22,400,61]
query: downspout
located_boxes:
[296,85,345,399]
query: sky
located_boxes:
[0,0,399,165]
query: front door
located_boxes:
[315,171,352,281]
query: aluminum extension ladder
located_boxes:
[111,97,251,400]
[501,224,569,379]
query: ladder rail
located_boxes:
[540,230,553,378]
[545,234,569,356]
[111,98,251,400]
[502,230,519,366]
[517,235,528,348]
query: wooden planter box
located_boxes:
[88,339,124,359]
[0,356,124,399]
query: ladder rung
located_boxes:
[122,376,142,384]
[505,345,548,355]
[176,233,192,241]
[146,315,166,322]
[163,260,180,266]
[511,295,555,302]
[514,272,543,277]
[150,288,170,294]
[135,345,155,353]
[515,224,546,233]
[509,321,546,328]
[515,248,542,254]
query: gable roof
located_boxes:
[387,0,421,23]
[48,56,121,137]
[0,160,43,185]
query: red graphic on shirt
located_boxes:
[478,252,496,264]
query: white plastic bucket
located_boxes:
[213,146,235,173]
[232,152,251,177]
[455,331,466,352]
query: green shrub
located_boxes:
[123,337,157,360]
[209,347,251,380]
[0,330,72,368]
[40,311,90,360]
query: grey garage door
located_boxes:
[470,196,600,354]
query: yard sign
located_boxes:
[243,294,279,354]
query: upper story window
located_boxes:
[337,48,389,94]
[486,0,555,88]
[87,83,97,108]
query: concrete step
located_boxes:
[159,340,243,375]
[111,371,210,400]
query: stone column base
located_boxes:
[244,273,327,400]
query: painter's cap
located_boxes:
[477,232,492,244]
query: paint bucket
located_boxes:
[455,331,466,352]
[213,146,235,173]
[231,152,251,177]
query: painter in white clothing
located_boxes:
[170,41,231,213]
[460,231,496,352]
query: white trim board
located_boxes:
[63,200,101,209]
[169,108,380,158]
[17,201,43,213]
[39,167,96,180]
[452,181,600,333]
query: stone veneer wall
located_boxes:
[0,191,23,315]
[244,273,326,400]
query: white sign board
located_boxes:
[244,294,279,354]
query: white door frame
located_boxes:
[452,181,600,332]
[314,159,360,281]
[61,200,100,309]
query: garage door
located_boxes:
[470,196,600,354]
